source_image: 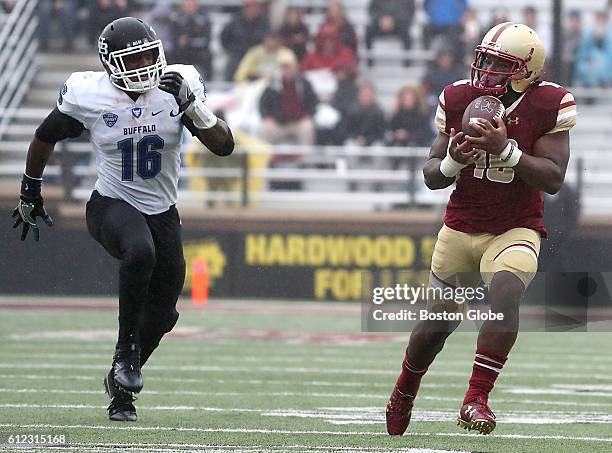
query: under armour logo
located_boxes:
[507,116,520,126]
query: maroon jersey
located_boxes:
[434,80,577,236]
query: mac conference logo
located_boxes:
[103,113,118,127]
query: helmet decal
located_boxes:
[98,37,108,56]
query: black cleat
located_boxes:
[104,368,137,422]
[112,343,143,393]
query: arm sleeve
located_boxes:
[35,107,85,143]
[181,114,200,137]
[434,90,447,134]
[183,65,207,103]
[178,65,210,133]
[546,91,577,134]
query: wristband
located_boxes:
[499,139,523,167]
[184,97,218,129]
[21,173,42,199]
[440,154,467,178]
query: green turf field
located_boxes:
[0,297,611,453]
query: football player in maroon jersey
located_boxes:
[386,22,576,435]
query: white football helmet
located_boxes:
[471,22,545,95]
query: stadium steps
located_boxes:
[0,52,98,172]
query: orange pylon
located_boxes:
[192,258,209,306]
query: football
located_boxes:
[462,95,505,137]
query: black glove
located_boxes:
[12,174,53,241]
[159,71,195,110]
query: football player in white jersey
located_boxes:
[12,17,234,421]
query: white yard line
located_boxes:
[1,403,612,425]
[24,443,469,453]
[3,350,612,366]
[1,362,612,381]
[0,388,385,398]
[502,387,612,398]
[3,335,609,357]
[1,422,611,444]
[3,373,612,393]
[6,340,612,362]
[2,374,612,408]
[3,386,611,402]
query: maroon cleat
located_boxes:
[385,385,416,435]
[457,396,496,434]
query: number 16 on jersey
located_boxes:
[118,134,165,181]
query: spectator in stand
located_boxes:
[575,11,612,87]
[143,4,174,57]
[461,9,480,66]
[234,30,297,82]
[301,23,356,73]
[278,7,310,62]
[260,54,317,190]
[485,7,509,32]
[387,85,433,147]
[522,7,551,56]
[562,10,582,86]
[317,61,359,145]
[345,82,386,146]
[319,2,358,56]
[1,0,15,13]
[365,0,415,56]
[88,0,132,45]
[259,54,317,146]
[37,0,78,52]
[423,0,467,56]
[169,0,212,78]
[220,0,269,81]
[0,1,14,31]
[422,46,466,110]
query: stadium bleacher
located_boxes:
[0,0,610,215]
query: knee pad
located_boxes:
[483,244,538,288]
[124,242,156,273]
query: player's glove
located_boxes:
[12,174,54,241]
[159,71,196,110]
[159,71,217,129]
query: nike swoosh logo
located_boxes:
[170,110,181,117]
[152,110,164,116]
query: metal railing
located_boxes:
[0,0,39,140]
[0,142,593,212]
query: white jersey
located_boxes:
[57,64,206,214]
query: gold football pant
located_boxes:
[428,224,541,311]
